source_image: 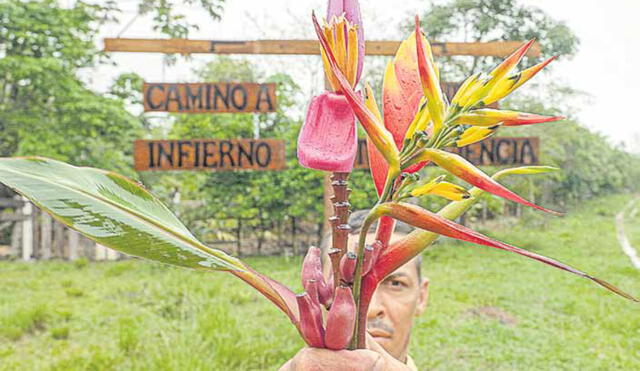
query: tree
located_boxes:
[409,0,579,81]
[137,0,226,38]
[0,0,141,174]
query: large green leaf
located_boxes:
[0,157,244,271]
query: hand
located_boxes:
[279,335,412,371]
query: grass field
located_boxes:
[1,194,639,370]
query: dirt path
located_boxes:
[615,199,640,269]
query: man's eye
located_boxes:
[387,279,407,289]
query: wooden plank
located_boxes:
[106,247,120,261]
[143,82,277,113]
[104,38,541,57]
[68,229,79,261]
[52,221,65,259]
[94,243,107,261]
[0,214,27,222]
[10,220,21,258]
[354,137,539,169]
[21,199,33,261]
[40,212,52,260]
[0,198,24,208]
[134,139,286,171]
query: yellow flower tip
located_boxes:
[491,39,536,80]
[414,15,446,133]
[364,83,383,122]
[456,126,497,147]
[411,180,471,201]
[316,12,360,91]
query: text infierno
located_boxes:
[134,139,286,171]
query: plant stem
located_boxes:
[349,208,382,349]
[329,172,351,288]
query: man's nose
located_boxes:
[366,290,385,320]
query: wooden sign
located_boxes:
[134,139,286,171]
[354,137,539,169]
[104,38,540,58]
[143,82,277,113]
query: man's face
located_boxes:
[363,232,429,362]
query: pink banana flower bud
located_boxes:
[324,285,356,350]
[319,273,334,308]
[296,292,326,348]
[340,251,357,283]
[301,246,328,286]
[361,244,376,276]
[326,0,365,85]
[305,279,322,307]
[297,92,357,172]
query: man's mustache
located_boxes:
[367,319,394,335]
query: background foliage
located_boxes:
[0,0,638,233]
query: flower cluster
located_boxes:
[292,0,637,350]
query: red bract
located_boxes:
[371,202,639,302]
[297,92,357,172]
[411,148,563,215]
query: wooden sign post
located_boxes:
[104,36,541,234]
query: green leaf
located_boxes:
[0,157,244,272]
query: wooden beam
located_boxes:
[104,38,541,57]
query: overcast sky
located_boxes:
[90,0,640,152]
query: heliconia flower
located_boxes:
[410,175,471,201]
[455,126,498,147]
[369,202,638,302]
[367,33,429,195]
[403,98,429,141]
[313,13,400,174]
[296,292,326,348]
[297,92,358,172]
[450,72,482,108]
[324,286,357,350]
[493,165,559,177]
[456,40,535,109]
[454,108,564,127]
[483,56,557,106]
[415,16,446,135]
[411,148,562,215]
[326,0,364,85]
[374,166,559,280]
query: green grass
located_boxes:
[0,194,639,370]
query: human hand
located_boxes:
[279,334,411,371]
